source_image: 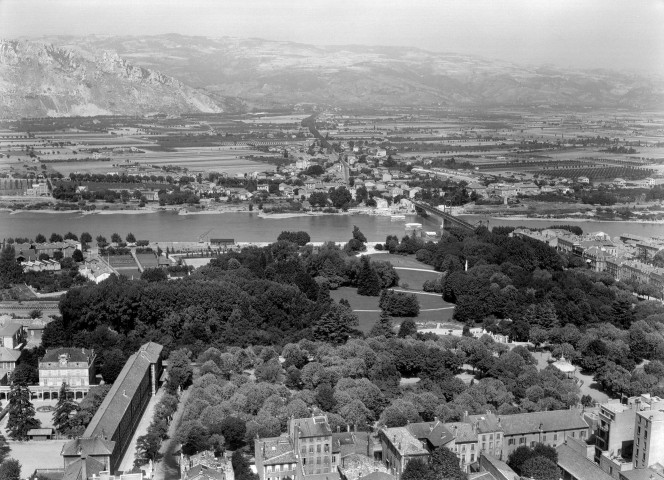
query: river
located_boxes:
[0,210,662,243]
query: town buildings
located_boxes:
[379,409,589,474]
[255,415,341,480]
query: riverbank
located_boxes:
[470,214,664,225]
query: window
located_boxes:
[316,445,321,453]
[508,439,515,446]
[531,441,535,448]
[309,446,314,453]
[554,434,558,441]
[471,444,475,451]
[496,433,501,440]
[572,432,575,438]
[324,444,329,453]
[471,454,475,462]
[519,438,526,445]
[301,447,306,454]
[643,453,646,462]
[580,431,586,439]
[638,427,641,435]
[482,444,485,451]
[268,466,273,473]
[645,431,648,439]
[543,435,547,442]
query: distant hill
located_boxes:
[1,34,663,118]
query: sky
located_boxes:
[1,0,663,75]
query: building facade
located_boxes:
[39,348,97,389]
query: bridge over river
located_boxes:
[413,202,478,232]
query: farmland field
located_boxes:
[534,166,655,180]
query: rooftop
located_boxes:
[291,416,332,437]
[0,323,22,336]
[61,436,115,457]
[406,421,454,448]
[259,436,297,466]
[497,409,588,435]
[41,347,95,364]
[0,347,21,362]
[381,427,428,456]
[84,342,162,440]
[556,442,613,480]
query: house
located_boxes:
[255,415,340,480]
[378,426,429,476]
[0,323,25,349]
[0,347,21,371]
[577,176,590,184]
[39,348,97,388]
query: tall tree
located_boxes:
[0,245,22,287]
[53,382,79,435]
[520,456,559,480]
[357,256,381,296]
[398,319,418,338]
[368,311,396,338]
[167,348,193,393]
[7,384,41,440]
[126,232,137,243]
[312,302,359,344]
[0,459,21,480]
[429,446,467,480]
[35,234,46,243]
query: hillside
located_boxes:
[0,39,224,118]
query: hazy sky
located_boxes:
[2,0,663,75]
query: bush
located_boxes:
[379,290,420,317]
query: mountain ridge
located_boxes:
[1,34,663,118]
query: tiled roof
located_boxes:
[479,453,518,480]
[259,436,296,465]
[0,323,22,336]
[620,468,664,480]
[381,427,428,456]
[61,436,115,457]
[0,347,21,362]
[498,409,588,435]
[556,442,613,480]
[445,422,477,443]
[84,342,162,440]
[291,416,332,437]
[62,456,106,480]
[406,421,454,448]
[41,347,94,364]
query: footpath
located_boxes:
[154,387,191,480]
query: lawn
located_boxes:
[330,286,454,333]
[371,253,435,270]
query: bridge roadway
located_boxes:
[412,202,476,232]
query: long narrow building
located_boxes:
[61,342,163,479]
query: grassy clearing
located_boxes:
[330,286,454,333]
